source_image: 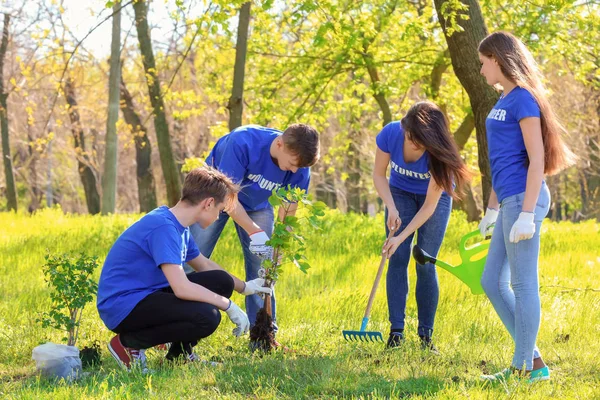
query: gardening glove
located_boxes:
[249,230,273,260]
[242,278,273,296]
[387,207,401,232]
[224,300,250,337]
[509,212,535,243]
[479,208,498,237]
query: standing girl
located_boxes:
[374,101,470,351]
[477,31,575,382]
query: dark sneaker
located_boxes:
[419,335,440,355]
[186,352,222,367]
[386,331,405,349]
[107,334,148,372]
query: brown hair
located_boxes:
[282,123,320,167]
[401,101,471,199]
[181,166,239,211]
[478,31,576,175]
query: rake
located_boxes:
[342,226,398,343]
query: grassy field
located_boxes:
[0,208,599,399]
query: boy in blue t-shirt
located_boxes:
[97,167,272,371]
[189,124,320,341]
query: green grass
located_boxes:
[0,208,599,399]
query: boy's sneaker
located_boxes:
[108,334,148,372]
[186,352,222,367]
[419,335,440,355]
[386,330,404,349]
[164,351,222,367]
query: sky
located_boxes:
[0,0,177,57]
[60,0,173,57]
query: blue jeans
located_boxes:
[386,186,452,337]
[189,207,277,329]
[481,182,550,370]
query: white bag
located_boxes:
[32,342,82,381]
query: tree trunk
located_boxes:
[64,78,101,214]
[0,14,16,211]
[346,137,362,213]
[227,2,251,131]
[587,93,600,219]
[120,73,157,213]
[452,112,481,221]
[427,49,450,100]
[433,0,498,208]
[101,2,122,215]
[346,74,366,213]
[46,132,53,207]
[133,0,181,206]
[363,52,392,127]
[27,125,41,212]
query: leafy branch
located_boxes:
[261,186,327,284]
[37,253,99,347]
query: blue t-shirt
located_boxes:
[376,121,431,195]
[97,206,200,330]
[206,125,311,211]
[486,87,541,202]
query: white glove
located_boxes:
[242,278,273,296]
[224,301,250,337]
[479,208,499,237]
[249,230,273,259]
[509,212,535,243]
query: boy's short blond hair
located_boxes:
[181,166,240,211]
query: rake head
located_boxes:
[342,330,384,343]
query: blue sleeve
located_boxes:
[185,231,200,262]
[376,122,395,153]
[514,90,540,121]
[287,168,310,192]
[146,226,183,268]
[217,134,249,183]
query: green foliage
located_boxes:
[262,186,327,283]
[180,157,206,173]
[440,0,470,36]
[37,253,99,347]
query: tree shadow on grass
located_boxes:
[212,353,446,398]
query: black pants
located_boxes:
[114,270,234,357]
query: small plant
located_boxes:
[249,186,326,351]
[38,252,99,347]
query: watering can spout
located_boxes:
[412,245,457,275]
[411,230,489,295]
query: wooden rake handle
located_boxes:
[363,225,399,320]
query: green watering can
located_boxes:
[411,230,491,295]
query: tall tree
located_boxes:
[101,1,122,215]
[0,13,17,211]
[433,0,498,207]
[228,2,251,131]
[64,78,101,214]
[120,72,157,213]
[133,0,181,206]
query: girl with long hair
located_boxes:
[477,31,575,382]
[374,101,470,351]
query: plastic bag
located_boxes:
[32,342,82,381]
